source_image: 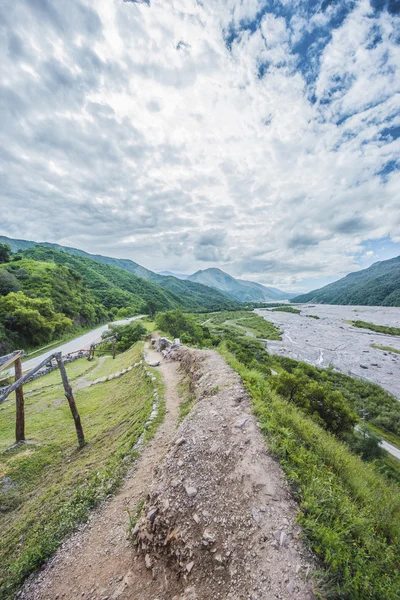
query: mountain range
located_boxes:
[186,268,295,302]
[293,255,400,306]
[0,236,292,304]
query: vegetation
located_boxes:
[274,354,400,439]
[271,306,301,314]
[0,244,238,353]
[101,321,147,353]
[371,343,400,354]
[293,254,400,306]
[0,244,11,264]
[351,320,400,336]
[270,369,357,435]
[0,236,239,313]
[0,343,163,600]
[220,345,400,599]
[155,310,219,347]
[195,310,282,340]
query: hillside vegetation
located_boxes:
[293,255,400,306]
[156,309,400,597]
[0,236,238,313]
[0,245,237,352]
[0,343,162,600]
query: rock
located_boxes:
[147,507,158,524]
[202,529,215,543]
[235,417,248,429]
[147,361,160,367]
[186,561,194,574]
[175,437,186,446]
[192,513,200,524]
[287,580,295,594]
[280,531,288,547]
[185,486,198,498]
[144,554,152,569]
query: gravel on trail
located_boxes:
[19,341,316,600]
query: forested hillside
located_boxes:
[0,236,238,311]
[0,244,237,352]
[293,255,400,306]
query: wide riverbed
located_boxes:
[256,304,400,401]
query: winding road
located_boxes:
[22,316,145,372]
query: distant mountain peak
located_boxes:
[187,267,294,303]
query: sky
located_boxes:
[0,0,399,292]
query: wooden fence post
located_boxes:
[55,353,85,448]
[15,357,25,443]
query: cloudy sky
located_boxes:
[0,0,399,291]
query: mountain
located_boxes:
[293,256,400,306]
[158,271,188,280]
[187,268,294,303]
[0,236,238,312]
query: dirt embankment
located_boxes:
[134,346,316,599]
[19,343,316,600]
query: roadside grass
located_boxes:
[370,343,400,355]
[351,320,400,336]
[220,343,400,599]
[368,422,400,450]
[21,356,100,394]
[0,342,162,600]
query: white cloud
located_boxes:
[0,0,399,290]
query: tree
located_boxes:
[0,269,21,296]
[0,291,72,348]
[0,243,11,264]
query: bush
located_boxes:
[270,369,357,435]
[155,310,217,346]
[102,321,147,352]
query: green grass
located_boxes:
[351,321,400,336]
[368,422,400,450]
[370,343,400,355]
[195,310,282,340]
[306,314,320,319]
[177,376,196,424]
[271,306,301,314]
[0,342,163,600]
[220,344,400,599]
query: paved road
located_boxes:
[22,316,145,372]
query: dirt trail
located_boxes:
[19,343,316,600]
[20,345,182,600]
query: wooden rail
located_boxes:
[0,351,85,447]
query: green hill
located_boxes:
[0,243,237,352]
[293,256,400,306]
[187,267,293,302]
[0,236,237,312]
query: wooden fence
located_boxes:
[0,351,85,448]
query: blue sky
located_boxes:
[0,0,399,291]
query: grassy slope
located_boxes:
[221,346,400,599]
[19,246,179,312]
[0,343,163,600]
[195,310,282,340]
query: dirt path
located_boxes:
[19,345,182,600]
[19,343,317,600]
